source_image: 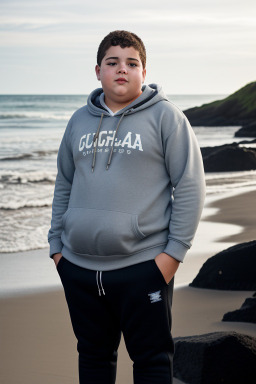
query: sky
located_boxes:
[0,0,255,95]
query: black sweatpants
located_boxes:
[57,256,175,384]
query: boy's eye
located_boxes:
[128,63,137,67]
[107,62,117,66]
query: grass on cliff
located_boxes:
[188,81,256,119]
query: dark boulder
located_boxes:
[200,142,238,157]
[238,138,256,144]
[201,144,256,172]
[235,122,256,138]
[190,240,256,290]
[174,331,256,384]
[222,296,256,324]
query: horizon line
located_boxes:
[0,92,227,96]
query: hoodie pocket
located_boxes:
[62,208,145,256]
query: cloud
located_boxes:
[0,0,255,93]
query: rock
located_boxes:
[200,142,238,157]
[173,331,256,384]
[222,297,256,323]
[189,240,256,290]
[184,81,256,126]
[238,138,256,144]
[235,122,256,138]
[201,144,256,172]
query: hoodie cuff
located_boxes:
[49,237,63,258]
[163,239,190,263]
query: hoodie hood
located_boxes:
[87,83,168,117]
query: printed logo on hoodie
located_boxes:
[79,131,143,155]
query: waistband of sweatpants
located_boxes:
[61,243,167,271]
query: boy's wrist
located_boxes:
[154,252,180,284]
[53,253,62,266]
[49,237,63,259]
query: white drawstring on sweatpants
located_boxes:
[96,271,105,296]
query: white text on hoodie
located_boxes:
[79,131,143,152]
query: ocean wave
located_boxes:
[0,200,52,210]
[0,205,50,253]
[0,171,56,184]
[205,172,256,194]
[0,149,57,161]
[0,114,28,119]
[0,153,33,161]
[0,112,70,120]
[0,242,48,254]
[205,170,256,180]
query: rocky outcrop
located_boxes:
[238,138,256,144]
[184,81,256,126]
[189,240,256,290]
[173,331,256,384]
[201,143,256,172]
[222,296,256,324]
[235,122,256,138]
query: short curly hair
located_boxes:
[97,30,146,69]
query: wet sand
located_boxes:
[206,189,256,243]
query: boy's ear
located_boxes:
[142,68,146,83]
[95,65,101,81]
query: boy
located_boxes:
[48,30,205,384]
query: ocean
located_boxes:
[0,93,255,254]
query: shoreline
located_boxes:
[205,189,256,243]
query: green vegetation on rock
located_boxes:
[184,81,256,126]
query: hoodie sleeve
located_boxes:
[48,118,75,258]
[162,112,206,262]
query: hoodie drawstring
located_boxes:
[91,111,127,172]
[106,111,126,170]
[92,113,104,172]
[96,271,105,296]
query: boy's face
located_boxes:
[95,45,146,112]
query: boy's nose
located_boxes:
[117,65,128,74]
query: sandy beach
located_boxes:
[206,190,256,243]
[1,189,256,384]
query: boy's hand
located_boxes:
[53,253,63,267]
[154,253,180,284]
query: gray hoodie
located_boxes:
[48,84,206,270]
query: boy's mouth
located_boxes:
[116,78,128,84]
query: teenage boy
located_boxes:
[48,30,205,384]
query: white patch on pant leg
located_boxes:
[148,290,162,303]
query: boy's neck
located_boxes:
[104,91,143,113]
